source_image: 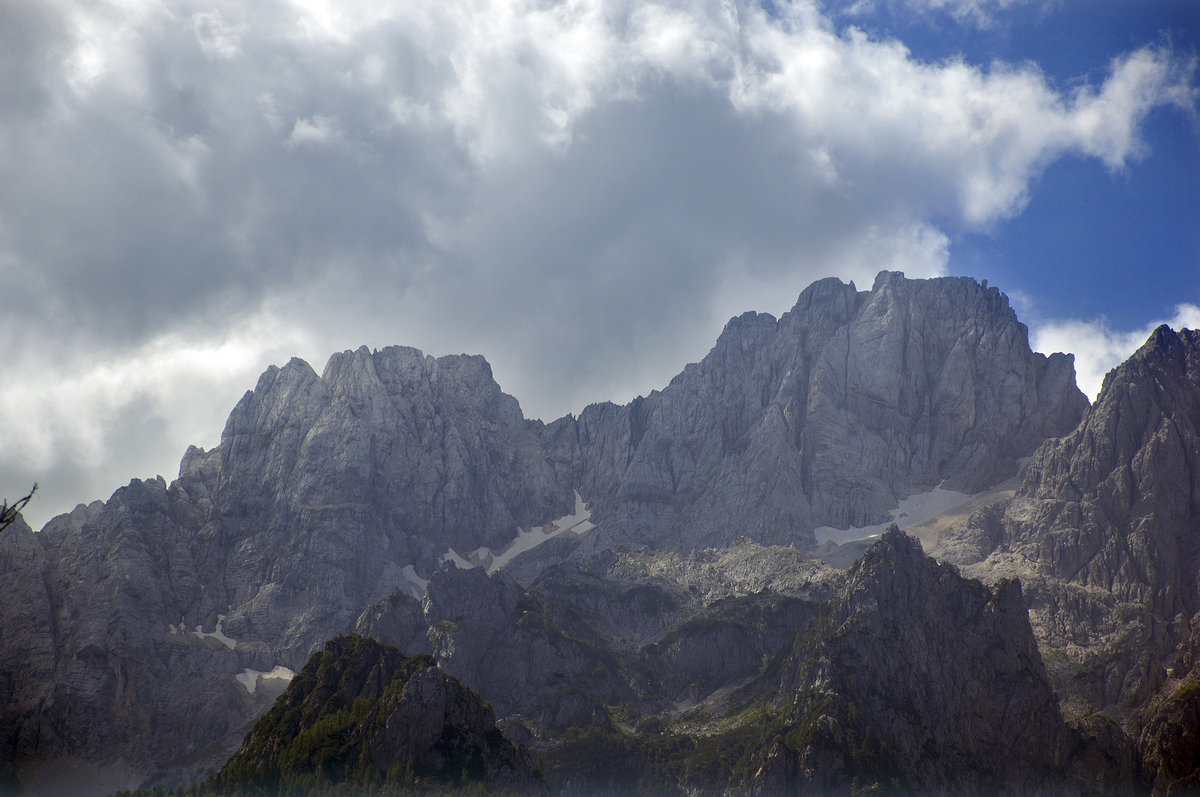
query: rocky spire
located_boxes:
[937,325,1200,787]
[754,527,1135,794]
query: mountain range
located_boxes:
[0,271,1195,795]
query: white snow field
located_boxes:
[235,665,296,695]
[812,484,978,547]
[474,490,594,573]
[427,490,595,585]
[190,614,237,650]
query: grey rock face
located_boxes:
[1135,672,1200,795]
[1015,327,1200,617]
[0,272,1089,791]
[359,541,840,732]
[936,326,1200,787]
[421,563,635,727]
[752,527,1137,795]
[354,588,430,657]
[545,272,1085,555]
[940,329,1200,705]
[0,346,574,792]
[0,478,260,795]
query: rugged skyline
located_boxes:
[0,272,1133,793]
[2,0,1198,528]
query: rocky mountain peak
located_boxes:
[753,526,1124,794]
[547,271,1086,558]
[936,323,1200,785]
[209,633,541,794]
[850,523,926,573]
[1023,324,1199,510]
[1001,324,1200,623]
[1133,323,1198,372]
[0,271,1104,793]
[841,525,1036,657]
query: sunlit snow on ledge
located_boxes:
[191,614,237,650]
[235,665,296,695]
[474,489,594,573]
[812,484,976,547]
[428,490,594,586]
[440,547,474,570]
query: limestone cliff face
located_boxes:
[0,272,1089,792]
[198,346,573,597]
[1014,326,1200,618]
[940,328,1200,705]
[0,346,574,793]
[936,326,1200,789]
[751,527,1135,796]
[546,272,1085,554]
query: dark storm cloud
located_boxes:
[0,2,74,115]
[1,2,463,353]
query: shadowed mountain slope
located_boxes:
[937,326,1200,791]
[204,633,542,795]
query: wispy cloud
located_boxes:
[1031,304,1200,402]
[0,310,315,528]
[893,0,1037,28]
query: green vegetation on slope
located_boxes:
[116,634,539,797]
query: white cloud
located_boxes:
[192,11,243,59]
[0,0,1193,528]
[0,311,316,529]
[1071,47,1198,169]
[286,114,343,147]
[732,24,1194,225]
[907,0,1033,26]
[1031,304,1200,402]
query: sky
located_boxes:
[2,0,1197,530]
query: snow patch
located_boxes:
[440,548,474,570]
[400,565,429,599]
[236,665,296,695]
[474,490,594,573]
[193,614,237,650]
[813,484,977,546]
[424,491,596,585]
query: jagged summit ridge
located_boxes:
[936,323,1200,788]
[185,343,573,555]
[1023,325,1200,511]
[0,271,1091,792]
[540,270,1086,556]
[0,343,577,794]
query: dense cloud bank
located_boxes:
[1,0,1194,527]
